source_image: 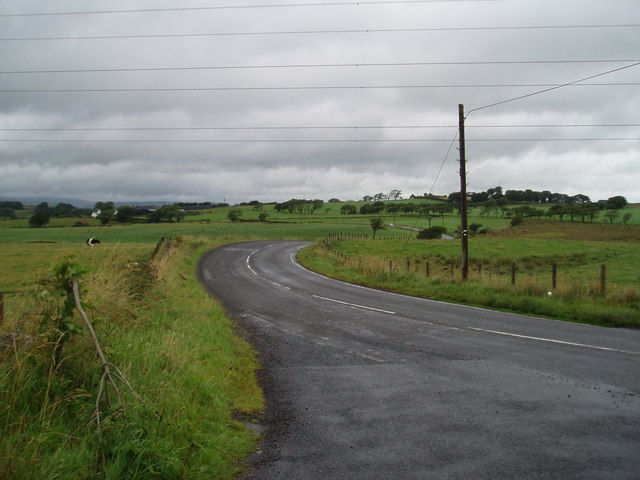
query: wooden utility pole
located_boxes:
[458,104,469,281]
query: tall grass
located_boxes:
[298,240,640,328]
[0,237,262,479]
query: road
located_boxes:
[197,240,640,480]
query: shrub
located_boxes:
[227,209,242,222]
[417,226,447,239]
[469,223,483,234]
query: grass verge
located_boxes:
[297,238,639,328]
[0,236,262,479]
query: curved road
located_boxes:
[198,241,640,480]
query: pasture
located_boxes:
[0,201,637,478]
[297,218,640,327]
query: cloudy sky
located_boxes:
[0,0,638,205]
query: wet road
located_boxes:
[198,240,640,480]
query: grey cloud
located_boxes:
[0,0,638,204]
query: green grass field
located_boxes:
[1,237,263,479]
[0,201,638,478]
[296,217,640,327]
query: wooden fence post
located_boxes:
[426,261,430,278]
[600,264,606,296]
[511,263,516,285]
[552,263,557,290]
[0,292,4,325]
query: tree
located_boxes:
[115,205,138,223]
[29,209,50,227]
[0,207,16,219]
[488,186,503,199]
[340,204,357,215]
[258,212,269,222]
[309,199,324,214]
[370,217,386,239]
[603,210,620,224]
[227,209,242,222]
[95,201,115,225]
[605,196,628,209]
[471,191,489,203]
[570,194,591,204]
[94,201,114,211]
[546,204,566,221]
[0,201,24,210]
[388,189,402,200]
[582,203,600,223]
[360,202,385,214]
[50,202,76,217]
[148,205,184,223]
[622,213,632,225]
[97,210,114,225]
[447,191,461,204]
[34,201,49,213]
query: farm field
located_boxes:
[0,237,263,479]
[297,218,640,328]
[1,200,638,302]
[0,201,638,478]
[1,203,638,327]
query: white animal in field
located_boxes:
[86,237,101,247]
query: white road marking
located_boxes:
[251,242,639,356]
[246,245,291,290]
[312,294,396,314]
[466,326,640,355]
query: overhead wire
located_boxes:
[1,4,637,203]
[467,62,640,116]
[0,82,637,94]
[1,124,637,132]
[0,1,500,18]
[0,138,635,144]
[1,59,637,75]
[1,24,638,42]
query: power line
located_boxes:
[468,124,640,128]
[0,1,493,18]
[0,139,454,143]
[429,129,459,195]
[0,138,636,144]
[1,124,637,132]
[1,59,636,75]
[1,82,636,94]
[1,24,638,42]
[467,62,640,115]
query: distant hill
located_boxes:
[0,196,95,208]
[0,197,190,209]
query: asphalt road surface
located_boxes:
[198,240,640,480]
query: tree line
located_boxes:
[274,198,325,215]
[0,200,25,219]
[24,200,193,227]
[26,202,94,227]
[449,186,628,210]
[93,202,186,225]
